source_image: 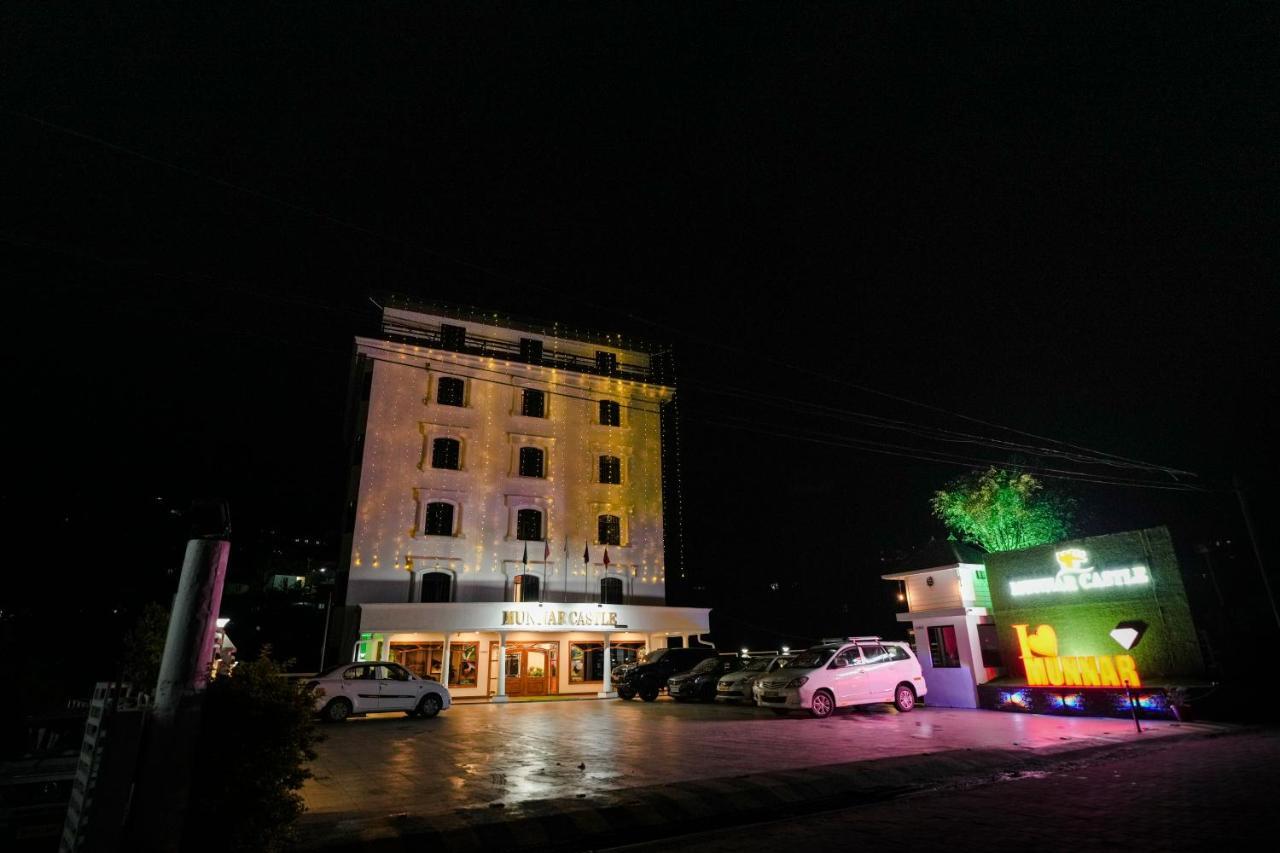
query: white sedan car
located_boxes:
[306,661,451,722]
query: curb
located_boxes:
[293,723,1235,852]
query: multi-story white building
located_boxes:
[335,302,709,701]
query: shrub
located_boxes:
[183,652,322,853]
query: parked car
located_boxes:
[614,646,718,701]
[754,637,926,718]
[667,654,745,701]
[306,661,452,722]
[717,653,793,704]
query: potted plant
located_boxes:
[1165,686,1193,722]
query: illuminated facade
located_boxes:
[336,302,709,701]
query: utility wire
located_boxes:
[704,417,1218,493]
[9,107,1196,481]
[683,379,1199,476]
[362,343,1217,494]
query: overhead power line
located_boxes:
[9,108,1202,482]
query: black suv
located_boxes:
[667,654,744,702]
[614,647,718,702]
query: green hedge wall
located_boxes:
[986,527,1204,682]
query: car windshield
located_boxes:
[742,658,770,672]
[642,649,668,664]
[791,648,835,668]
[690,657,720,674]
[769,657,793,671]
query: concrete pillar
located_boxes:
[493,633,509,703]
[441,637,451,688]
[597,633,615,698]
[154,538,231,717]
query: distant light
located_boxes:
[781,646,790,655]
[216,618,230,628]
[741,647,749,656]
[897,593,905,602]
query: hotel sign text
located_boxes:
[502,609,620,627]
[1008,548,1150,597]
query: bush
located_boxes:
[120,602,170,694]
[183,652,322,853]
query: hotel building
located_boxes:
[333,302,710,701]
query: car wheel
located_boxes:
[617,686,636,700]
[893,684,916,712]
[640,687,660,702]
[322,698,352,723]
[417,693,444,719]
[809,690,835,718]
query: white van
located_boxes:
[754,637,927,718]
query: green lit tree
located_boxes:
[931,467,1074,553]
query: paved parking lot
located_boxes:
[301,696,1190,822]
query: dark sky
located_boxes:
[4,3,1277,648]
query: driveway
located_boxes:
[301,696,1190,822]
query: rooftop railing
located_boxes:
[381,315,670,385]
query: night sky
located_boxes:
[4,4,1277,674]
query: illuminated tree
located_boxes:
[931,467,1074,553]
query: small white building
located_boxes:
[882,541,1003,708]
[335,302,710,700]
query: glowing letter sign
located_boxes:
[1012,624,1141,687]
[1008,549,1151,597]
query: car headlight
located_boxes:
[786,676,808,689]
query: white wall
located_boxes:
[347,313,674,607]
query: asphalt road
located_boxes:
[301,695,1191,822]
[606,727,1277,852]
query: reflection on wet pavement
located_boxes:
[301,697,1185,821]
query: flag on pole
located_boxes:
[544,540,551,561]
[522,540,528,566]
[603,547,611,567]
[583,541,590,565]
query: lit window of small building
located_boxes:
[598,399,621,426]
[518,446,545,478]
[598,514,621,546]
[436,377,465,407]
[512,573,540,602]
[521,389,546,418]
[424,502,455,537]
[520,337,543,363]
[516,508,543,541]
[600,576,623,604]
[599,455,621,484]
[419,571,452,602]
[431,438,461,470]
